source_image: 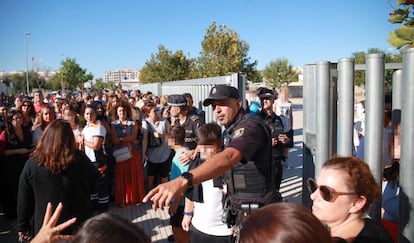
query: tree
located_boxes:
[2,72,42,94]
[60,57,93,90]
[139,45,195,83]
[196,22,259,82]
[353,48,402,89]
[91,78,117,90]
[263,58,300,88]
[387,0,414,49]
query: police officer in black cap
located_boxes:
[258,87,290,191]
[183,93,206,124]
[144,85,279,221]
[168,94,203,150]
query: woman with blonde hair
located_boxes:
[32,106,56,145]
[17,119,99,241]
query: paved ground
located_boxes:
[0,98,304,242]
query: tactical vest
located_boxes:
[222,113,275,201]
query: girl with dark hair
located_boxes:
[0,110,33,220]
[80,105,109,212]
[141,103,171,190]
[16,119,99,241]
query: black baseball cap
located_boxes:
[203,85,240,106]
[167,94,187,107]
[258,87,276,99]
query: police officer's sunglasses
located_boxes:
[306,178,357,202]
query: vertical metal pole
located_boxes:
[302,64,317,208]
[24,32,31,95]
[400,48,414,243]
[365,53,385,220]
[315,61,331,174]
[337,58,355,156]
[392,70,402,126]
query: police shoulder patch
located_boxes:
[233,128,244,139]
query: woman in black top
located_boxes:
[17,119,100,240]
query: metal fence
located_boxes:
[134,73,246,123]
[302,48,414,242]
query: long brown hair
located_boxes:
[32,106,56,131]
[31,119,78,174]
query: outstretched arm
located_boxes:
[143,147,242,210]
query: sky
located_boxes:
[0,0,398,80]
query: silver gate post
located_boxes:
[400,48,414,243]
[315,61,331,173]
[302,64,317,208]
[337,58,355,156]
[365,53,385,220]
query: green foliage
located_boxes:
[196,22,259,81]
[2,72,46,94]
[139,45,195,83]
[60,57,93,90]
[92,78,117,90]
[353,48,402,89]
[388,0,414,49]
[263,57,300,88]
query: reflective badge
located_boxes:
[233,128,244,139]
[212,87,217,94]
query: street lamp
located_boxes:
[24,32,31,95]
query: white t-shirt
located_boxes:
[142,119,171,163]
[191,179,233,236]
[274,99,292,132]
[82,121,106,162]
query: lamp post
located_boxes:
[24,32,31,95]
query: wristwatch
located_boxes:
[181,172,193,188]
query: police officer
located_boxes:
[183,93,206,124]
[144,85,278,217]
[167,94,203,150]
[258,87,289,191]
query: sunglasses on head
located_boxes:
[307,178,357,202]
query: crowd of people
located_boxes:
[0,85,397,243]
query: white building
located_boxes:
[104,69,140,90]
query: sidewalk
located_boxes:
[109,203,172,243]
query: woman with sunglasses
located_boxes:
[19,100,36,132]
[308,156,393,243]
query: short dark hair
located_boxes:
[168,125,186,146]
[72,213,150,243]
[197,123,222,146]
[240,203,332,243]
